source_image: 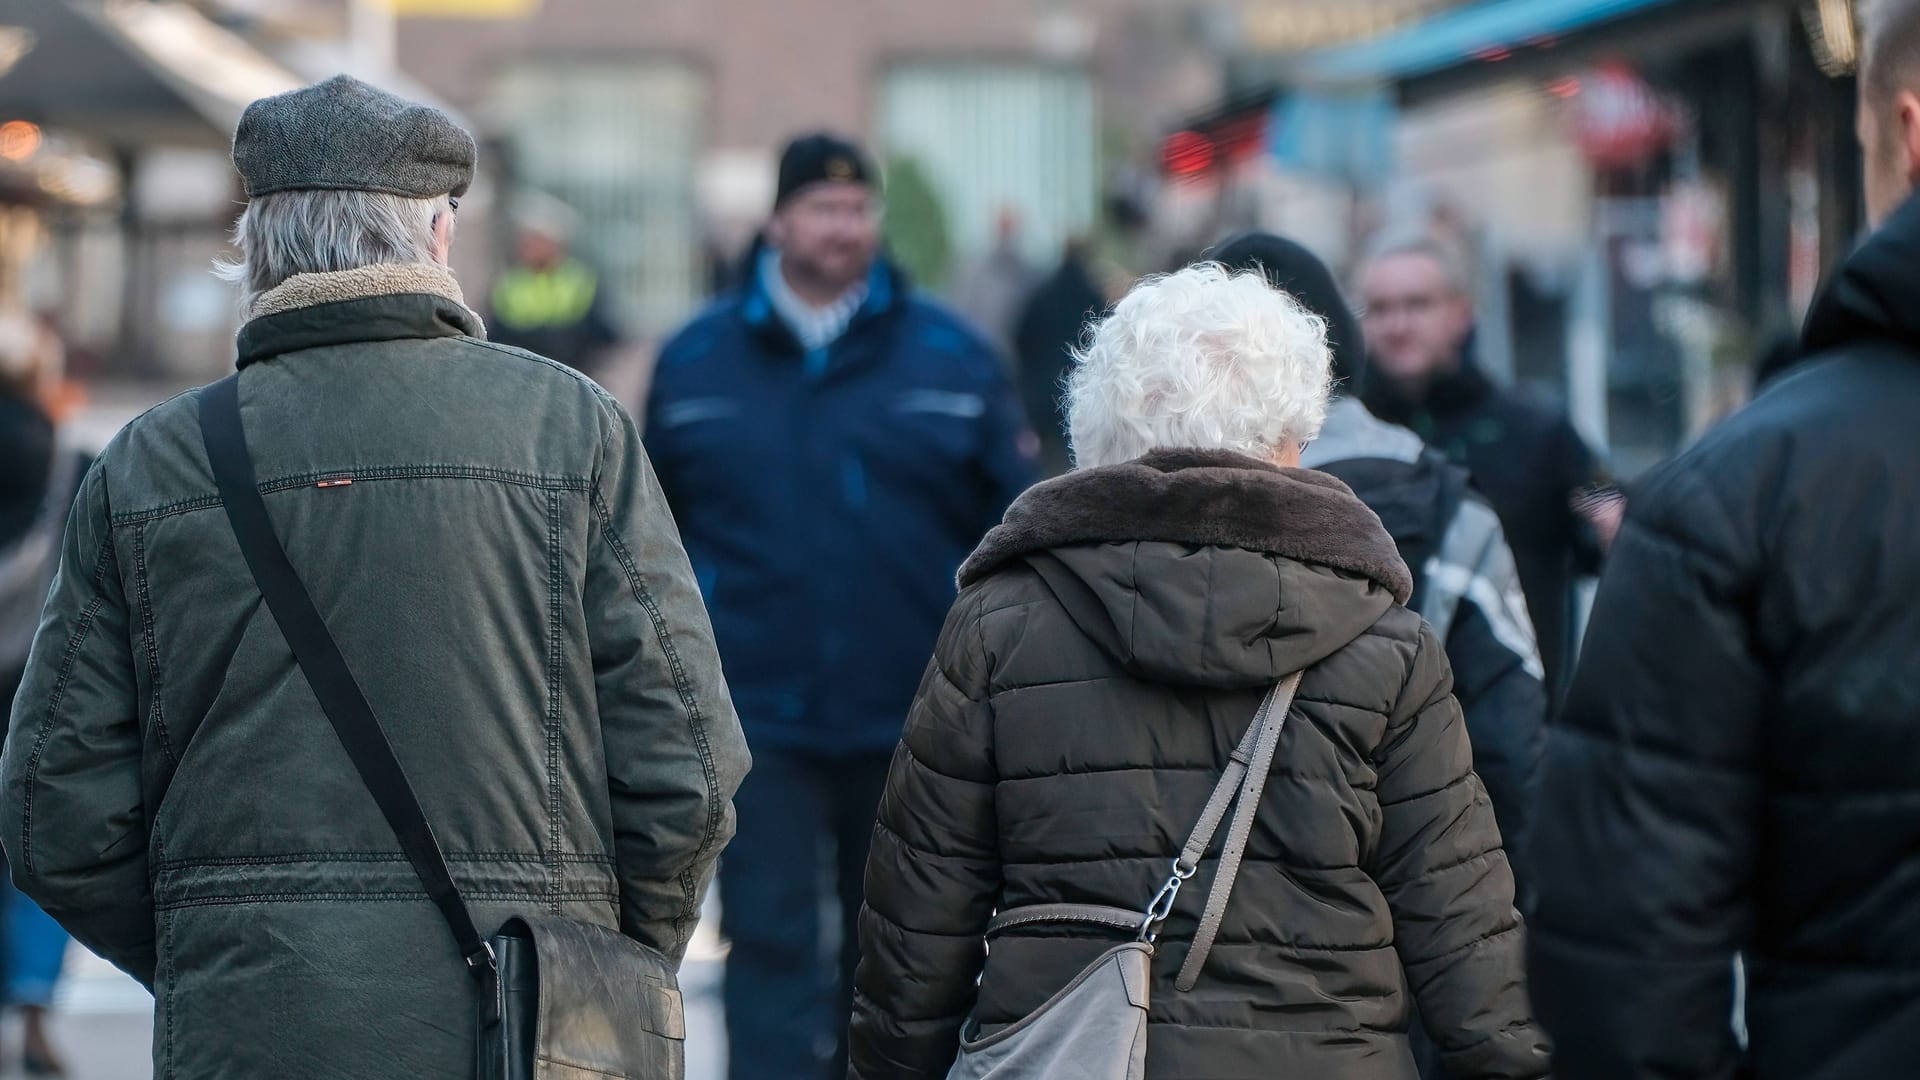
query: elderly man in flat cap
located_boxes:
[0,75,748,1078]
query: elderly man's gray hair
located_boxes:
[216,189,451,311]
[1360,229,1473,298]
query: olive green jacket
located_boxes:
[0,263,748,1078]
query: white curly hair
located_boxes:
[1066,262,1333,469]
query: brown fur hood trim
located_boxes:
[960,447,1413,604]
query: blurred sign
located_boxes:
[387,0,540,16]
[1241,1,1438,52]
[1571,62,1679,171]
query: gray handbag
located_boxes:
[947,670,1305,1080]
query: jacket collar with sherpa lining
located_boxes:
[960,447,1413,604]
[235,263,486,369]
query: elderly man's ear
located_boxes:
[431,205,456,266]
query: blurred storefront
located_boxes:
[393,0,1262,342]
[0,0,301,384]
[1173,0,1860,474]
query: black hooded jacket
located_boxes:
[1530,194,1920,1079]
[1363,345,1606,709]
[1216,234,1546,901]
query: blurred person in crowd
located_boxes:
[1013,236,1106,475]
[0,76,747,1078]
[1358,233,1621,707]
[1219,233,1545,890]
[947,205,1039,363]
[1219,233,1546,1080]
[1528,5,1920,1077]
[646,133,1034,1080]
[486,192,624,377]
[849,264,1548,1080]
[0,310,79,1077]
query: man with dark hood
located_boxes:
[1356,234,1619,707]
[1220,234,1547,1080]
[1217,234,1546,895]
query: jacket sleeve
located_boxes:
[849,589,1000,1080]
[1437,505,1547,905]
[0,463,156,987]
[1529,465,1761,1080]
[1371,624,1550,1080]
[586,393,749,964]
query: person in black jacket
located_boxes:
[1013,238,1106,476]
[1529,9,1920,1075]
[1219,233,1546,1080]
[1216,233,1545,896]
[1358,235,1620,706]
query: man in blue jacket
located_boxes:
[646,133,1035,1080]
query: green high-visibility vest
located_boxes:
[491,259,599,329]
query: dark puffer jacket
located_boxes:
[1530,192,1920,1079]
[849,449,1548,1080]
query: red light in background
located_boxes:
[1475,46,1514,62]
[1163,130,1215,178]
[1548,77,1583,98]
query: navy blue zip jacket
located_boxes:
[645,255,1035,753]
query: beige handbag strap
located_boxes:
[980,670,1303,989]
[1129,671,1301,990]
[1171,670,1299,990]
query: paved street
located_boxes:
[19,925,728,1080]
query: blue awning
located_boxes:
[1301,0,1684,86]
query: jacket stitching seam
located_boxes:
[871,813,995,867]
[155,851,615,869]
[163,904,176,1077]
[1401,848,1505,880]
[19,536,115,875]
[545,489,565,914]
[1375,771,1475,808]
[156,828,175,1080]
[992,851,1363,872]
[131,523,178,767]
[152,888,619,911]
[463,338,613,390]
[1405,921,1522,968]
[591,487,719,956]
[897,744,992,788]
[110,467,592,525]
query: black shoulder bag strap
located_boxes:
[197,373,496,979]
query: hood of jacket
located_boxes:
[960,448,1412,688]
[1802,191,1920,364]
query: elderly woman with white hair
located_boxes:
[848,265,1549,1080]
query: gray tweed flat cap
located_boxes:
[233,75,475,200]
